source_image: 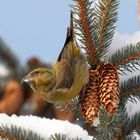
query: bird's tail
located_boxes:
[57,11,74,61]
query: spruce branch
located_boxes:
[0,124,84,140]
[0,124,44,140]
[108,42,140,75]
[49,134,67,140]
[125,132,140,140]
[0,37,19,69]
[0,131,21,140]
[72,0,96,64]
[120,76,140,135]
[123,113,140,136]
[96,108,123,140]
[120,75,140,97]
[94,0,119,62]
[49,133,82,140]
[119,76,140,123]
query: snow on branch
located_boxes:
[0,114,93,140]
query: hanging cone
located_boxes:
[0,80,24,115]
[97,62,120,115]
[80,67,100,123]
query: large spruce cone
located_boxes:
[80,67,100,123]
[97,62,120,115]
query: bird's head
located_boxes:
[22,68,55,92]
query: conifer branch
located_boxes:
[0,124,44,140]
[0,131,21,140]
[123,112,140,135]
[72,0,96,64]
[94,0,119,61]
[0,37,19,69]
[96,108,123,140]
[0,124,83,140]
[115,52,140,68]
[49,133,82,140]
[108,42,140,75]
[122,87,140,97]
[120,75,140,97]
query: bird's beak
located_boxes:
[21,75,32,84]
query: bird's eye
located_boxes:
[32,71,39,76]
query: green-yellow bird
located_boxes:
[22,13,89,104]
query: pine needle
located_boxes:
[0,37,19,69]
[108,42,140,75]
[120,75,140,97]
[93,0,119,62]
[0,131,21,140]
[72,0,96,64]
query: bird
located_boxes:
[22,12,89,105]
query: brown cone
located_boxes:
[0,81,24,115]
[97,62,120,115]
[80,67,100,123]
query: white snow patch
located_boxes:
[125,96,140,118]
[0,65,9,77]
[132,132,140,140]
[129,130,140,140]
[0,114,93,140]
[109,31,140,56]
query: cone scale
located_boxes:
[97,62,120,115]
[80,68,100,123]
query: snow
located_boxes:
[0,113,93,140]
[132,133,140,140]
[110,31,140,53]
[0,65,9,77]
[129,130,140,140]
[125,96,140,118]
[108,32,140,66]
[110,32,140,52]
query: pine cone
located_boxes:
[80,67,100,123]
[0,81,24,115]
[97,62,120,115]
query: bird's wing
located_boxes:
[54,60,73,89]
[53,53,89,103]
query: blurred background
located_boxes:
[0,0,139,135]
